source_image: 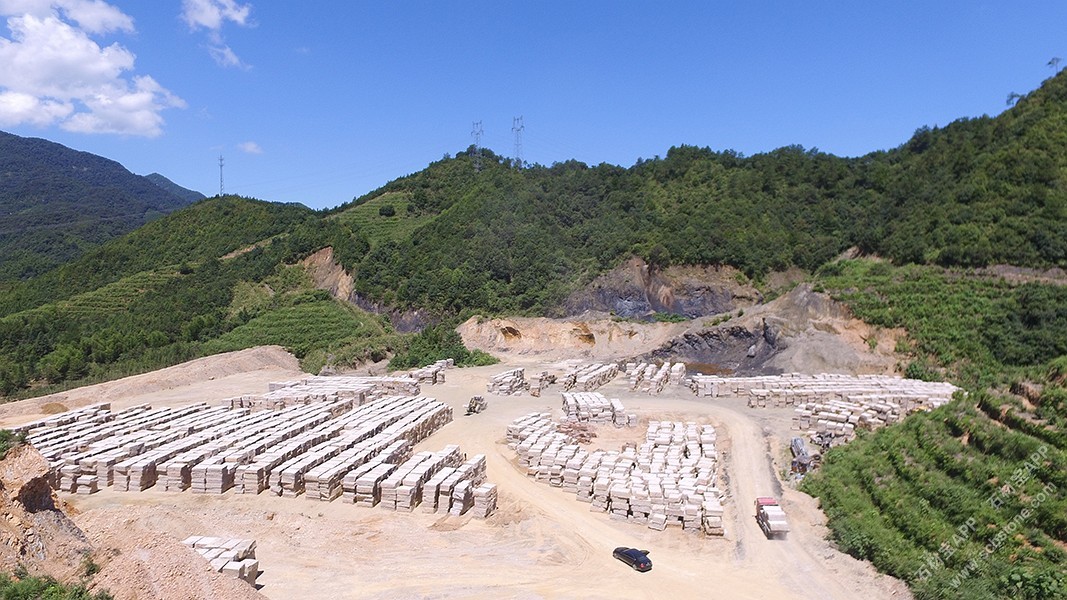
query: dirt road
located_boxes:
[45,359,910,600]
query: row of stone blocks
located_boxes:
[562,363,618,392]
[22,384,456,498]
[624,362,687,394]
[560,392,634,427]
[690,372,958,401]
[508,413,724,536]
[409,359,453,385]
[487,368,526,396]
[329,446,493,518]
[181,536,259,587]
[239,374,425,410]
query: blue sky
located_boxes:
[1,1,1065,210]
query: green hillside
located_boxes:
[0,197,370,395]
[329,191,437,249]
[0,196,318,316]
[0,131,196,280]
[803,260,1067,599]
[332,74,1065,317]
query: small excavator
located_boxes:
[465,396,487,416]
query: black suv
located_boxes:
[612,547,652,572]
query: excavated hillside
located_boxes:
[561,258,764,318]
[299,247,902,374]
[459,283,903,374]
[0,443,90,581]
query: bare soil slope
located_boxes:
[0,444,90,581]
[0,346,304,427]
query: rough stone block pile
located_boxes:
[689,373,958,442]
[486,368,527,396]
[409,359,453,385]
[240,375,424,409]
[561,392,634,427]
[506,414,723,536]
[7,402,114,437]
[20,389,456,501]
[182,536,259,587]
[626,362,687,394]
[561,363,619,392]
[528,371,556,397]
[378,445,464,511]
[471,483,498,518]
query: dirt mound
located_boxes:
[0,444,90,581]
[78,513,265,600]
[457,316,691,364]
[0,346,304,427]
[641,284,901,375]
[0,444,262,600]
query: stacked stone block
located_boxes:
[506,414,723,536]
[182,536,259,587]
[689,373,957,443]
[561,363,618,392]
[487,368,526,396]
[626,361,686,394]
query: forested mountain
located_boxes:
[144,173,205,204]
[0,131,197,280]
[329,73,1064,316]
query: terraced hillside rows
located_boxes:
[329,191,438,249]
[802,261,1067,600]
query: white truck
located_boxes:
[755,497,790,539]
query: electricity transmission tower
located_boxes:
[471,121,484,172]
[218,155,225,196]
[512,116,524,169]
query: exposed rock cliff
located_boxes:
[562,258,762,318]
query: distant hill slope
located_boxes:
[0,131,196,280]
[144,173,205,204]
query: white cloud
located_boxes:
[63,75,185,135]
[0,6,183,136]
[237,141,261,154]
[0,90,71,126]
[181,0,252,68]
[0,0,132,33]
[180,0,250,30]
[206,30,245,69]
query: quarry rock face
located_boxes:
[637,324,776,374]
[562,258,761,319]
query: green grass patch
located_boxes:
[815,259,1067,388]
[204,296,389,360]
[388,324,498,370]
[0,572,113,599]
[329,191,438,249]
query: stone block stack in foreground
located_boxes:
[182,536,259,587]
[507,413,724,536]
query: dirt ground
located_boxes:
[8,354,913,600]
